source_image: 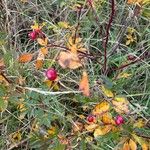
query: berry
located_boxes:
[87,115,95,123]
[28,31,37,40]
[45,68,57,81]
[127,55,136,61]
[115,115,124,126]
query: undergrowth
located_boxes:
[0,0,150,150]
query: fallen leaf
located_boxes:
[67,36,86,53]
[85,123,99,132]
[58,51,82,69]
[141,143,149,150]
[133,119,146,128]
[58,21,70,28]
[129,139,137,150]
[112,96,129,114]
[0,74,9,86]
[37,38,48,46]
[47,126,56,135]
[92,101,110,115]
[79,71,90,97]
[102,113,115,125]
[10,132,22,143]
[35,60,43,70]
[85,136,94,143]
[101,85,114,98]
[18,53,33,63]
[132,133,149,150]
[40,47,48,55]
[122,142,130,150]
[127,0,143,5]
[58,134,69,145]
[94,125,112,137]
[117,72,132,79]
[35,50,45,69]
[72,121,83,132]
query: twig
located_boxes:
[18,86,81,95]
[8,138,29,150]
[74,5,82,43]
[103,0,115,74]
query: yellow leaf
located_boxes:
[127,0,143,5]
[37,38,48,46]
[44,79,52,88]
[17,103,26,112]
[79,71,90,97]
[92,101,110,115]
[122,142,130,150]
[40,47,48,55]
[133,119,146,128]
[35,50,45,69]
[47,126,56,135]
[31,21,45,30]
[67,36,86,53]
[85,136,93,143]
[0,74,9,86]
[132,133,149,150]
[112,96,129,114]
[129,139,137,150]
[117,72,132,79]
[142,143,149,150]
[101,85,114,98]
[18,53,33,63]
[102,113,115,125]
[58,21,70,28]
[11,132,22,143]
[94,125,112,137]
[35,60,43,70]
[85,123,99,132]
[58,51,82,69]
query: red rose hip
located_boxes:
[46,68,57,81]
[87,115,95,123]
[115,115,124,126]
[28,31,37,40]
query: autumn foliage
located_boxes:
[0,0,150,149]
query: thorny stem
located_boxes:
[103,0,115,74]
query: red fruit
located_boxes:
[46,68,57,81]
[127,55,136,61]
[115,115,124,126]
[28,31,37,40]
[34,29,41,33]
[87,115,95,123]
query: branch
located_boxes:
[103,0,115,74]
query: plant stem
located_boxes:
[103,0,115,74]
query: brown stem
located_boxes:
[113,53,148,71]
[103,0,115,74]
[74,6,82,43]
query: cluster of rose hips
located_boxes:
[87,115,124,126]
